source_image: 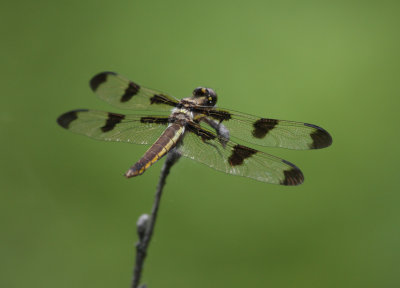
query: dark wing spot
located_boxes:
[121,81,141,102]
[150,94,178,107]
[304,123,332,149]
[57,109,88,129]
[280,160,304,186]
[205,109,232,121]
[101,112,125,132]
[228,145,257,166]
[187,122,217,141]
[197,128,216,141]
[281,168,304,186]
[140,116,170,124]
[150,94,167,104]
[90,72,116,91]
[252,118,278,139]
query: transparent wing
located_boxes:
[57,109,169,144]
[89,72,179,111]
[179,122,304,185]
[195,107,332,150]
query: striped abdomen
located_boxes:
[125,123,185,178]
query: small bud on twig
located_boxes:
[136,214,149,241]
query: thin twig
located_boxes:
[131,148,181,288]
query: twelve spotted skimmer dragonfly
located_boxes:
[57,72,332,186]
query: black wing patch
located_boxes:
[193,107,232,122]
[90,72,111,91]
[101,113,125,132]
[305,123,332,149]
[228,145,257,166]
[187,121,217,141]
[57,109,88,129]
[150,93,180,107]
[121,82,141,102]
[252,118,279,139]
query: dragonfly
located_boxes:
[57,72,332,186]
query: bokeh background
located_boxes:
[2,0,400,287]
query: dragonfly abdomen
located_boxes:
[125,123,185,178]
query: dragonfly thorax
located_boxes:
[170,107,194,123]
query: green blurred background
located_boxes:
[2,0,400,287]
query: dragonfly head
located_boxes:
[192,87,217,107]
